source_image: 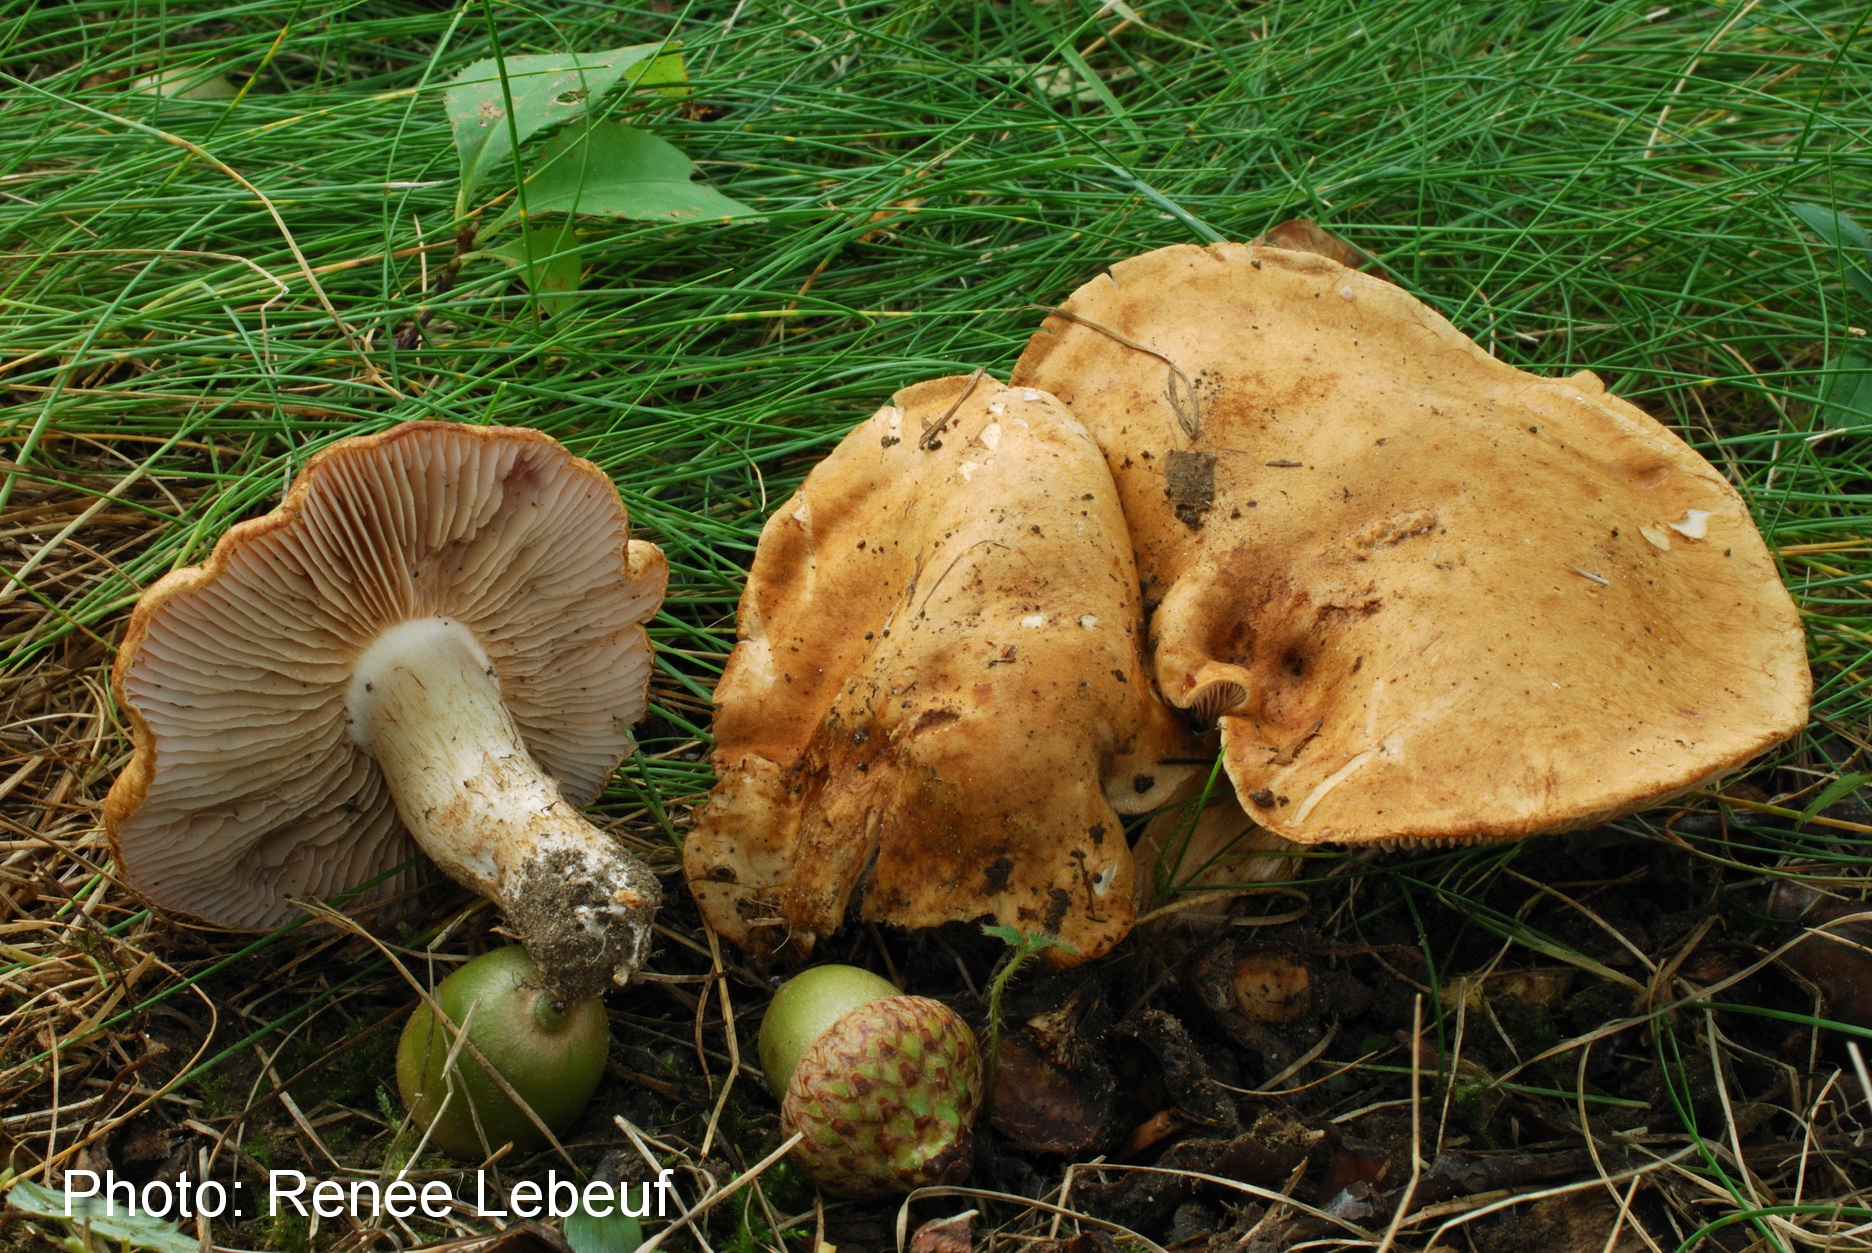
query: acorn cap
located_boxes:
[781,994,982,1197]
[105,421,668,928]
[1011,243,1809,846]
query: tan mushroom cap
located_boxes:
[687,376,1204,961]
[106,421,668,929]
[1011,243,1809,846]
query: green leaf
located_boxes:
[5,1178,199,1253]
[1789,201,1872,305]
[979,922,1025,946]
[566,1202,643,1253]
[1791,200,1872,255]
[503,123,757,227]
[635,50,691,99]
[1799,771,1872,823]
[484,222,583,299]
[1818,345,1872,428]
[445,44,685,206]
[980,922,1075,958]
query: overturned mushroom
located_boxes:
[106,422,667,998]
[1012,243,1808,846]
[687,376,1202,960]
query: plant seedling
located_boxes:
[406,37,757,340]
[979,923,1075,1104]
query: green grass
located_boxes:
[3,1,1870,1250]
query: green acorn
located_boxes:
[760,965,981,1197]
[397,946,608,1159]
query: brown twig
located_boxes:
[395,221,481,351]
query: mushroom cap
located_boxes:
[686,376,1203,961]
[105,421,668,928]
[1011,243,1809,846]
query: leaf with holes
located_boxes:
[501,123,756,227]
[446,45,685,208]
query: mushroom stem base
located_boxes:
[349,617,659,998]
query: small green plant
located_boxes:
[187,1065,237,1118]
[258,1208,312,1253]
[404,39,756,342]
[1789,202,1872,428]
[978,923,1074,1102]
[719,1191,808,1253]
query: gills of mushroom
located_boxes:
[348,616,660,998]
[106,422,667,1000]
[1011,241,1810,847]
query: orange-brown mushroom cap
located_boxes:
[1011,243,1809,846]
[105,421,667,933]
[686,377,1203,961]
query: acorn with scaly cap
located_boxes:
[760,965,981,1196]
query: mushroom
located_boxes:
[1011,242,1809,846]
[1134,791,1301,903]
[686,376,1203,961]
[105,422,667,997]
